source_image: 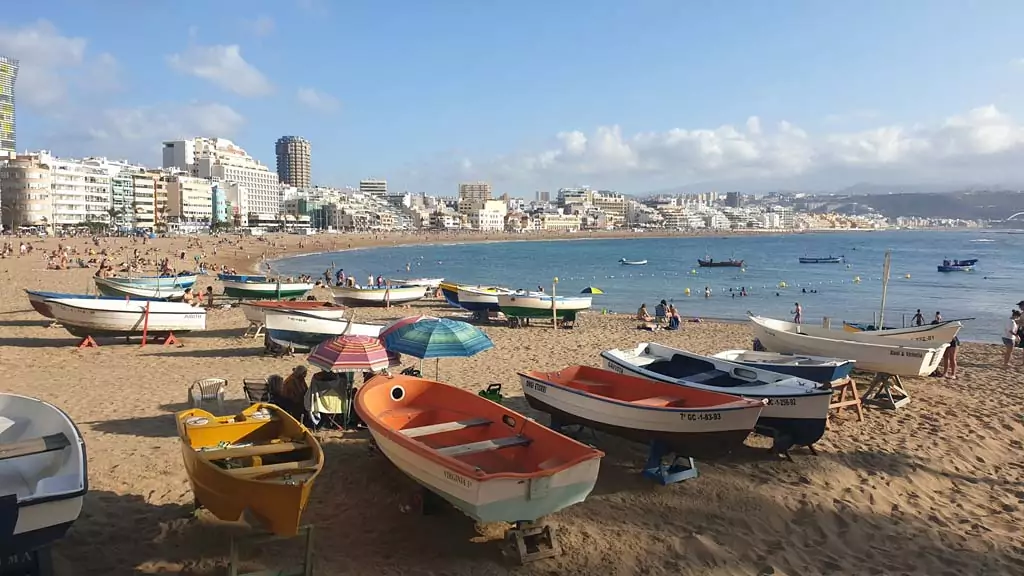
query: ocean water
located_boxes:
[271,230,1023,343]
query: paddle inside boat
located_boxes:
[176,403,324,537]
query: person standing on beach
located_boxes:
[912,309,924,326]
[1003,310,1021,367]
[792,302,803,324]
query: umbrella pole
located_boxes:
[436,358,440,380]
[552,276,559,330]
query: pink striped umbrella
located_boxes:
[307,334,401,373]
[379,315,439,340]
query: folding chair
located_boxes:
[306,378,347,430]
[242,377,272,404]
[188,378,227,413]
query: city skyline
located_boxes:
[3,2,1024,194]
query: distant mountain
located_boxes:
[809,190,1024,220]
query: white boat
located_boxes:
[46,298,207,338]
[264,309,382,351]
[749,315,947,376]
[712,350,855,383]
[456,286,513,313]
[0,394,87,556]
[221,279,315,300]
[93,276,185,300]
[331,285,426,307]
[241,301,347,326]
[387,277,444,289]
[619,258,648,265]
[601,342,834,449]
[842,320,963,344]
[496,293,592,320]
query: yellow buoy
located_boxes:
[684,288,691,296]
[904,273,911,279]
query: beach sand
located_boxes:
[1,233,1023,575]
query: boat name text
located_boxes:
[889,350,924,358]
[684,413,722,422]
[766,398,798,406]
[444,470,473,488]
[523,380,548,393]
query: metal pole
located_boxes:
[878,250,892,330]
[552,277,559,329]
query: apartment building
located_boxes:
[166,174,214,223]
[0,56,18,155]
[359,179,387,198]
[537,212,581,232]
[466,199,507,231]
[275,136,311,188]
[0,153,51,230]
[131,173,157,230]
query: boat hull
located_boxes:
[438,283,461,308]
[389,278,444,289]
[697,259,743,268]
[517,372,760,458]
[176,404,323,537]
[601,344,833,447]
[0,394,88,555]
[937,265,972,272]
[264,311,382,351]
[222,280,314,300]
[841,320,962,344]
[712,350,855,383]
[46,299,207,338]
[26,290,162,320]
[241,301,347,325]
[496,294,591,319]
[331,286,426,307]
[456,288,509,312]
[93,277,184,300]
[799,257,841,264]
[749,315,946,376]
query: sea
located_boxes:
[271,230,1023,343]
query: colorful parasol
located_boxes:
[579,286,604,294]
[307,334,401,373]
[382,318,494,378]
[378,314,439,340]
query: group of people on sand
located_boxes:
[637,300,683,330]
[1002,301,1024,367]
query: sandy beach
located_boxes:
[2,232,1023,575]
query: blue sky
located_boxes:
[3,1,1024,194]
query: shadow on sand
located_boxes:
[0,318,52,327]
[0,336,79,348]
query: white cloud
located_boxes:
[244,16,275,37]
[167,44,272,97]
[1010,58,1024,68]
[442,105,1024,191]
[296,87,340,113]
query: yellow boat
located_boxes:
[175,403,324,536]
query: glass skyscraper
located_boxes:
[0,56,18,154]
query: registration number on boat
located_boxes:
[766,398,797,406]
[889,350,924,358]
[683,413,722,422]
[444,470,473,488]
[524,380,547,393]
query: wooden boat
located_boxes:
[25,290,161,319]
[937,263,972,272]
[697,257,743,268]
[954,258,978,266]
[438,281,464,308]
[518,366,764,458]
[116,274,197,289]
[712,350,855,383]
[217,273,268,283]
[840,319,963,344]
[222,279,315,300]
[45,298,206,338]
[176,403,324,537]
[619,258,647,265]
[798,256,842,264]
[331,285,426,307]
[388,277,444,289]
[842,321,897,332]
[264,309,382,351]
[456,286,513,313]
[748,314,947,376]
[241,300,347,326]
[93,276,185,300]
[0,394,87,555]
[355,374,603,523]
[601,343,833,448]
[496,293,591,320]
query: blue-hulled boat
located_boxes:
[712,350,855,384]
[25,290,163,320]
[217,273,269,283]
[438,282,462,308]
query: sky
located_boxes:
[3,1,1024,195]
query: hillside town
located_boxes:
[0,136,987,236]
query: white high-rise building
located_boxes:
[166,174,214,224]
[359,179,387,197]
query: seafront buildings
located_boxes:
[275,136,312,189]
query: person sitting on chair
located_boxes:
[275,365,309,423]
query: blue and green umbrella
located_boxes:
[382,318,494,378]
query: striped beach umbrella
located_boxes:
[382,318,494,378]
[308,334,401,373]
[379,314,439,340]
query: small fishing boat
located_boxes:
[748,314,947,376]
[518,366,764,458]
[937,259,973,272]
[117,274,197,289]
[841,319,963,343]
[712,350,855,383]
[331,285,426,307]
[264,309,382,351]
[221,279,315,300]
[355,374,603,524]
[798,256,842,264]
[456,286,513,313]
[601,343,833,448]
[176,403,324,537]
[388,277,444,289]
[619,258,648,266]
[241,300,347,326]
[438,281,463,308]
[216,273,268,283]
[0,394,87,555]
[93,276,185,300]
[25,290,162,320]
[496,293,591,320]
[842,321,897,332]
[697,257,744,268]
[46,298,207,338]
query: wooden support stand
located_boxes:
[862,373,910,410]
[243,321,264,339]
[642,440,699,485]
[827,377,864,427]
[227,525,314,576]
[503,521,560,564]
[76,335,99,349]
[157,332,179,346]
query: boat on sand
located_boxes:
[264,309,382,351]
[175,403,324,536]
[241,300,347,326]
[25,290,161,320]
[840,319,963,344]
[496,293,591,320]
[221,279,315,300]
[45,298,206,338]
[355,374,603,524]
[0,394,87,556]
[93,276,185,300]
[331,285,426,307]
[518,365,764,458]
[712,350,855,383]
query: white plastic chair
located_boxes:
[188,378,227,413]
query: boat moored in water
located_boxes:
[619,258,648,265]
[798,256,842,264]
[697,257,744,268]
